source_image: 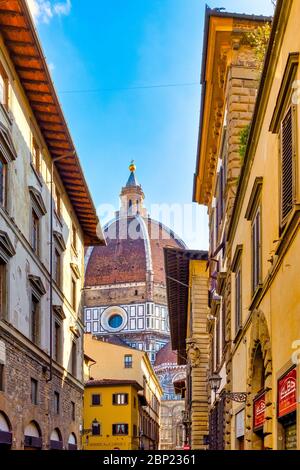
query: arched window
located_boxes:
[0,411,12,449]
[24,421,42,450]
[50,428,63,450]
[68,433,77,451]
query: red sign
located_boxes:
[253,393,266,430]
[278,368,297,418]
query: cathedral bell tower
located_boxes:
[119,161,147,218]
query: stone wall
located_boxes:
[0,328,82,449]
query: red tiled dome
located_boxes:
[154,342,177,366]
[85,216,185,287]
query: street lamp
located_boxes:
[208,373,247,403]
[47,151,76,382]
[208,373,222,401]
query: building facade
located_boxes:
[164,248,209,450]
[193,7,268,450]
[84,164,186,449]
[226,0,300,450]
[83,334,162,450]
[83,380,141,451]
[0,1,104,450]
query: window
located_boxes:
[32,138,41,175]
[31,295,39,345]
[31,210,40,255]
[112,424,128,435]
[252,206,261,293]
[0,157,7,207]
[53,321,61,363]
[71,401,75,421]
[92,421,100,435]
[124,355,132,368]
[0,66,8,108]
[71,224,77,252]
[134,396,136,408]
[112,393,128,405]
[235,263,242,333]
[280,106,295,224]
[71,341,77,378]
[222,301,226,353]
[0,262,6,319]
[0,364,4,391]
[71,277,76,310]
[54,248,61,287]
[216,313,220,367]
[91,394,101,406]
[133,424,137,437]
[31,378,38,405]
[54,391,60,414]
[108,314,122,329]
[54,185,61,218]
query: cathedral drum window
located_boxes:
[101,306,127,333]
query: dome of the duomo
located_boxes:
[85,216,185,287]
[84,163,186,401]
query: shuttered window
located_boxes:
[235,263,242,333]
[252,206,261,293]
[281,106,294,224]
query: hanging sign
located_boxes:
[278,368,297,418]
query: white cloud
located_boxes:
[26,0,71,24]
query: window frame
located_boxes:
[112,393,129,406]
[0,363,4,392]
[31,208,40,256]
[53,247,61,288]
[251,204,262,295]
[54,391,60,415]
[0,64,8,110]
[0,155,7,208]
[71,275,76,311]
[31,137,41,176]
[124,354,133,369]
[279,105,297,228]
[71,340,77,378]
[30,378,38,405]
[53,319,62,364]
[30,294,40,346]
[91,394,101,406]
[235,261,242,334]
[112,423,129,436]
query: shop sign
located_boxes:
[278,368,297,418]
[253,393,265,430]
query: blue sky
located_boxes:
[29,0,274,248]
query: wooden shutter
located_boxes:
[281,106,294,223]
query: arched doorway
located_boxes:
[67,432,77,450]
[24,421,42,450]
[245,310,273,450]
[50,428,63,450]
[0,412,12,450]
[252,344,265,449]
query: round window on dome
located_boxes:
[108,314,123,329]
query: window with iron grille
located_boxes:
[280,106,295,225]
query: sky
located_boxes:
[27,0,274,249]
